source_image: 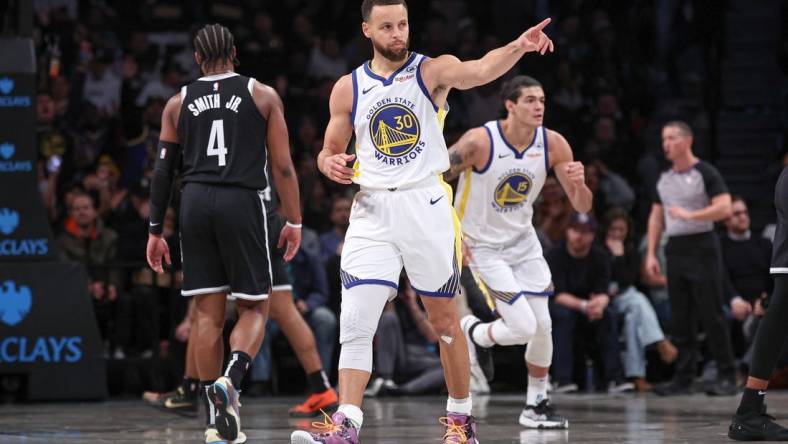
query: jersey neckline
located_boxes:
[496,120,539,159]
[198,72,239,81]
[362,52,417,86]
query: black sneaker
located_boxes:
[461,315,494,381]
[707,378,738,396]
[146,386,198,417]
[653,380,694,396]
[729,405,788,441]
[519,399,569,429]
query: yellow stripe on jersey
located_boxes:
[456,169,473,220]
[439,174,463,268]
[352,142,361,178]
[437,106,448,130]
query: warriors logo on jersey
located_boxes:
[369,103,421,159]
[493,170,534,211]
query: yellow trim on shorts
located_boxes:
[456,168,472,220]
[438,175,463,268]
[471,270,497,312]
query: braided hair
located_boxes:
[193,24,239,72]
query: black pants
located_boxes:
[666,233,736,383]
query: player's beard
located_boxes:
[372,37,409,62]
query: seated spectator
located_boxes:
[603,208,677,392]
[365,278,445,397]
[57,191,129,358]
[250,226,337,390]
[547,212,630,393]
[320,195,351,264]
[720,196,773,362]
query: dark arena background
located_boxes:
[0,0,787,442]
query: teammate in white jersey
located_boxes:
[445,76,592,429]
[290,1,553,443]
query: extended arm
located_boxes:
[421,18,553,91]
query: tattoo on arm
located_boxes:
[450,151,463,166]
[444,150,464,181]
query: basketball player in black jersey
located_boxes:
[146,24,302,444]
[728,166,788,441]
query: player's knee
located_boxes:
[534,313,552,337]
[508,317,537,344]
[428,312,458,338]
[339,301,376,345]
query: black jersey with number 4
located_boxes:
[177,72,268,190]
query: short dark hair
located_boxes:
[500,75,543,105]
[194,24,238,71]
[663,120,693,138]
[361,0,408,22]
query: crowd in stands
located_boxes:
[32,0,788,395]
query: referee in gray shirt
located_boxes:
[645,121,736,397]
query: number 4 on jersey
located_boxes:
[207,119,228,166]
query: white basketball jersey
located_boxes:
[455,120,549,255]
[351,52,449,189]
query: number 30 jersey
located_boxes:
[178,72,269,190]
[350,52,449,189]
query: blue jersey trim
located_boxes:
[350,69,359,127]
[344,279,399,291]
[412,286,456,298]
[542,126,550,173]
[473,124,494,174]
[416,55,439,112]
[522,290,555,297]
[497,120,538,159]
[362,52,417,86]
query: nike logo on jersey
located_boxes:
[430,196,444,205]
[149,222,161,227]
[362,85,378,94]
[498,153,512,159]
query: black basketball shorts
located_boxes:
[179,182,272,300]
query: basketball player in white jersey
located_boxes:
[290,1,553,443]
[446,76,592,429]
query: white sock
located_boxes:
[338,404,363,429]
[446,396,473,415]
[527,374,548,406]
[471,322,495,348]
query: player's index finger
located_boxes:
[533,17,551,31]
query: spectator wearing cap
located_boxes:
[546,212,629,393]
[645,121,736,396]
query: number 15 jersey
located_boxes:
[351,52,449,189]
[178,72,269,190]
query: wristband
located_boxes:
[286,221,302,229]
[580,300,588,313]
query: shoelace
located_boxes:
[312,410,342,434]
[439,417,468,443]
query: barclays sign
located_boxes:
[0,208,49,256]
[0,280,82,363]
[0,77,31,108]
[0,143,33,173]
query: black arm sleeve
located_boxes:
[148,140,180,235]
